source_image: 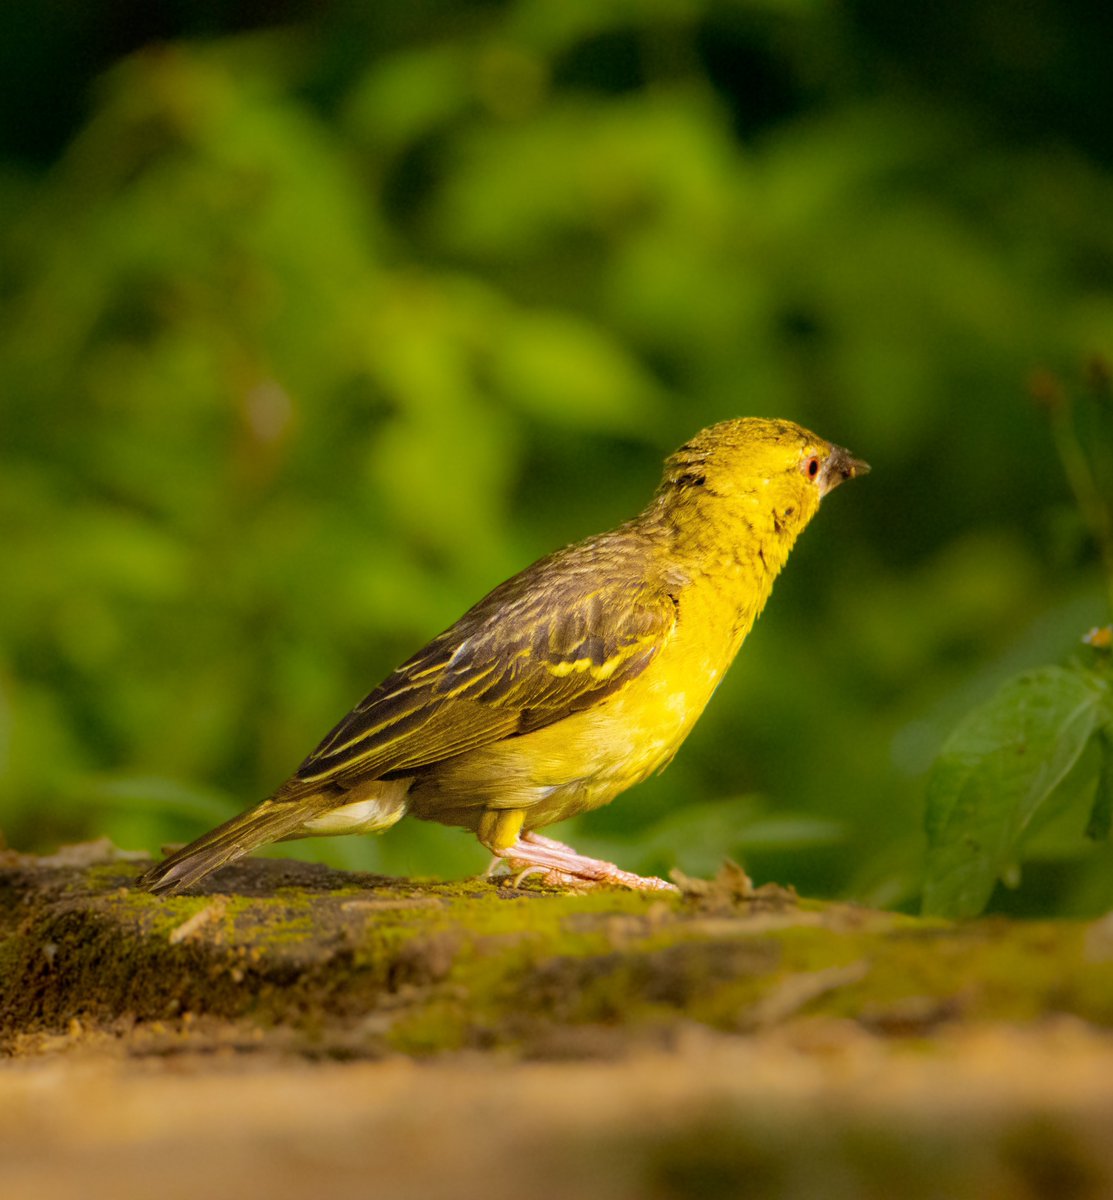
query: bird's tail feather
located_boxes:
[137,796,326,896]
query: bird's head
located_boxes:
[653,417,869,566]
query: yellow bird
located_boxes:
[140,417,867,895]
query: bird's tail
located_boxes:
[137,794,329,896]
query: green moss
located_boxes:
[77,862,147,889]
[10,854,1113,1058]
[387,1000,471,1055]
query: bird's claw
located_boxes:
[489,833,679,894]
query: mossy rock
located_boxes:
[6,840,1113,1061]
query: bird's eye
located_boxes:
[802,455,820,480]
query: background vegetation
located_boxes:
[2,0,1111,914]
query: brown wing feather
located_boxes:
[291,533,682,790]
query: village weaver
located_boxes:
[140,417,867,895]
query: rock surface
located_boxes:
[5,841,1113,1198]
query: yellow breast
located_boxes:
[539,570,759,791]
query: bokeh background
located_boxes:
[2,0,1111,913]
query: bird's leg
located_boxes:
[492,830,678,893]
[518,831,580,853]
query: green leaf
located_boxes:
[922,666,1107,917]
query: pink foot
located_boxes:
[491,831,678,893]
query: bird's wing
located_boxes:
[290,550,681,790]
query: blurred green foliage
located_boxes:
[924,658,1113,918]
[923,381,1113,917]
[1,0,1112,912]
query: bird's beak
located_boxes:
[819,444,870,496]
